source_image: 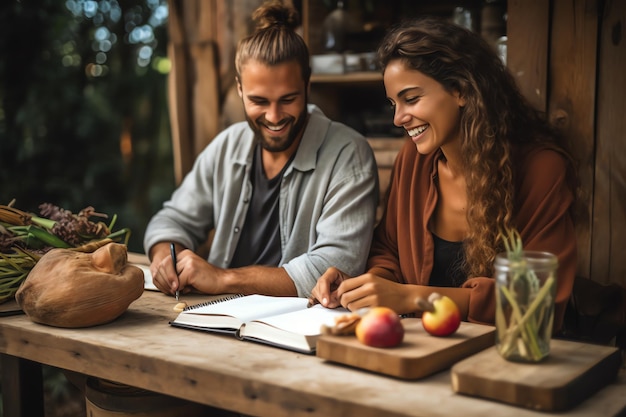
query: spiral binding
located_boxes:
[182,293,246,311]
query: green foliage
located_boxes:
[0,0,175,253]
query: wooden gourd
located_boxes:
[16,242,144,328]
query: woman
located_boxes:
[310,17,579,331]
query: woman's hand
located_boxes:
[311,267,422,314]
[310,267,351,308]
[334,273,418,314]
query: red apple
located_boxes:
[417,293,461,337]
[355,307,404,348]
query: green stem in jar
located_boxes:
[499,275,554,360]
[495,294,508,342]
[500,284,539,359]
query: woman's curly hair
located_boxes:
[377,17,578,278]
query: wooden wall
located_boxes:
[593,0,626,287]
[509,0,625,288]
[166,0,265,184]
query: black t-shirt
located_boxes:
[428,232,466,287]
[229,145,295,268]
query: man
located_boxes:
[144,1,378,299]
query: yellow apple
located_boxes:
[417,292,461,337]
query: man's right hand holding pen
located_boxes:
[149,241,184,297]
[148,241,241,296]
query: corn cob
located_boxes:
[0,205,32,226]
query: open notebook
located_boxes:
[131,263,158,291]
[170,294,349,354]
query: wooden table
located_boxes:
[1,290,625,417]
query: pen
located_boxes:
[307,296,319,308]
[170,242,179,301]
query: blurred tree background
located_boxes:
[0,0,174,254]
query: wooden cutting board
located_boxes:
[451,339,622,411]
[316,318,495,379]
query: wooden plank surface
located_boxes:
[591,0,626,287]
[0,290,625,417]
[317,319,495,379]
[549,0,599,280]
[451,340,622,411]
[507,0,549,112]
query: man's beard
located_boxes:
[247,105,309,153]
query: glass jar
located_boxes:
[494,251,558,362]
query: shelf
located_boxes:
[367,137,406,166]
[310,71,382,84]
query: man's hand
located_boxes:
[150,243,297,297]
[150,242,224,295]
[149,242,180,296]
[170,250,226,294]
